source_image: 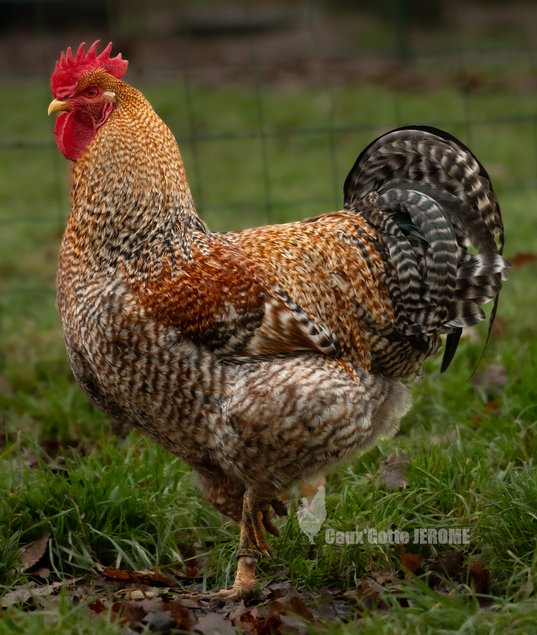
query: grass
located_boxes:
[1,53,537,633]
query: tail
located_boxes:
[344,126,509,372]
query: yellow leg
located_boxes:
[213,492,287,600]
[214,524,258,600]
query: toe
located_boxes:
[271,498,287,517]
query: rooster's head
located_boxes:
[48,41,128,161]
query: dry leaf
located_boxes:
[262,579,293,599]
[95,564,177,587]
[427,549,465,585]
[89,598,107,614]
[117,587,161,600]
[229,584,317,634]
[179,596,201,609]
[195,611,236,635]
[0,578,82,608]
[353,578,388,611]
[91,595,195,631]
[167,599,194,630]
[510,252,537,268]
[143,610,174,630]
[228,599,251,622]
[399,550,424,574]
[269,590,315,621]
[29,566,51,580]
[380,453,410,490]
[115,600,146,626]
[469,557,490,594]
[20,534,50,571]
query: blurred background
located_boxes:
[1,0,537,437]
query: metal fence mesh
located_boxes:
[1,0,537,304]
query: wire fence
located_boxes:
[1,0,537,306]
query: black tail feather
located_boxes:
[441,328,462,373]
[345,126,509,372]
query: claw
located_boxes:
[211,544,258,601]
[262,506,280,539]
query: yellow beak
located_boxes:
[47,99,70,115]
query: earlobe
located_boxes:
[103,90,116,103]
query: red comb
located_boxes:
[51,40,128,99]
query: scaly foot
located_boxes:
[212,493,287,600]
[212,548,259,601]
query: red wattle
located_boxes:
[54,110,97,161]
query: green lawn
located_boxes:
[1,63,537,633]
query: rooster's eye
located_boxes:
[85,87,98,98]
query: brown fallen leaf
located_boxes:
[380,452,410,490]
[95,564,177,587]
[185,565,201,579]
[230,585,317,634]
[0,578,82,608]
[143,610,174,630]
[89,595,195,631]
[353,578,389,612]
[469,557,490,594]
[268,590,315,622]
[399,549,424,574]
[231,609,266,635]
[112,599,146,626]
[20,534,50,571]
[262,579,293,599]
[116,587,161,600]
[426,549,465,589]
[195,611,236,635]
[228,599,250,622]
[28,566,51,581]
[89,598,107,615]
[509,252,537,268]
[350,570,401,614]
[167,599,195,631]
[279,614,310,634]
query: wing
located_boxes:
[131,231,341,360]
[227,212,396,371]
[130,211,395,372]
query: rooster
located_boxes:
[48,41,508,598]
